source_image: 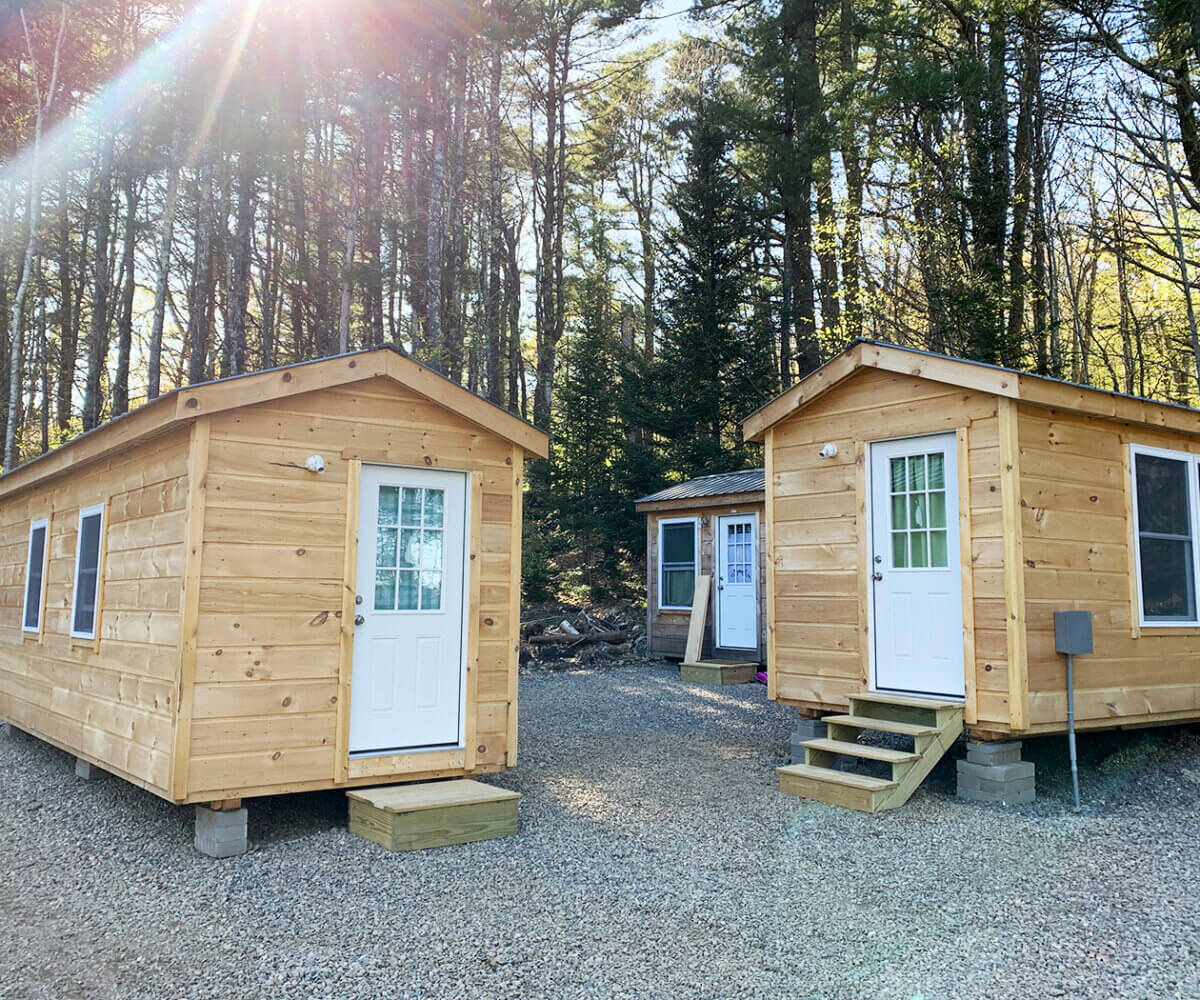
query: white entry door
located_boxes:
[870,434,964,698]
[349,465,469,755]
[716,514,758,650]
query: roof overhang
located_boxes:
[0,347,549,500]
[635,490,765,514]
[742,340,1200,442]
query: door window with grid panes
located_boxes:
[888,452,949,569]
[724,522,754,584]
[374,485,445,611]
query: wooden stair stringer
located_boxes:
[776,694,964,813]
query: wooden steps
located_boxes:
[348,779,520,851]
[680,659,759,685]
[777,692,963,812]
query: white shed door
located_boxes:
[870,435,964,699]
[716,514,758,650]
[349,465,468,755]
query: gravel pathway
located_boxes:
[2,662,1198,1000]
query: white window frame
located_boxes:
[70,503,106,641]
[1129,443,1200,627]
[21,517,49,634]
[658,516,700,611]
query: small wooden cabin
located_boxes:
[0,348,547,825]
[635,470,768,665]
[743,339,1200,745]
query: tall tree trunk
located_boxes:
[425,40,448,372]
[227,144,256,376]
[82,133,115,431]
[362,72,386,347]
[187,163,215,386]
[148,128,182,400]
[484,42,503,404]
[1007,1,1038,361]
[112,174,138,416]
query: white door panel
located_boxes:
[870,434,964,698]
[349,465,468,755]
[716,514,758,651]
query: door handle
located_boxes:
[354,614,366,626]
[872,572,883,582]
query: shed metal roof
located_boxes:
[635,468,764,506]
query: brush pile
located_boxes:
[520,607,647,671]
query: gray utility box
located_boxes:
[1054,610,1093,656]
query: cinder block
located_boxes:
[793,718,828,742]
[957,759,1034,783]
[966,740,1023,766]
[195,805,248,858]
[957,755,1036,805]
[957,782,1036,805]
[75,758,100,780]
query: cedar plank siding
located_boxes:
[0,429,191,795]
[1018,405,1200,731]
[767,368,1008,724]
[645,502,767,661]
[186,376,519,800]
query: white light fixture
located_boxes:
[819,443,838,459]
[305,454,327,474]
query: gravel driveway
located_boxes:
[2,662,1198,1000]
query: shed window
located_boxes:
[659,518,698,609]
[71,504,105,639]
[1131,447,1200,624]
[22,518,48,633]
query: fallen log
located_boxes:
[526,630,629,647]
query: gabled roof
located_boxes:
[0,346,549,500]
[742,339,1200,442]
[635,468,764,512]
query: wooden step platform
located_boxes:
[348,779,520,852]
[778,692,963,813]
[680,659,759,685]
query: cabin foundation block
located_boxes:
[195,805,248,858]
[957,742,1035,805]
[74,758,100,780]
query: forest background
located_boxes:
[2,0,1199,600]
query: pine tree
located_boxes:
[656,99,775,480]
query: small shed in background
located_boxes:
[635,470,767,668]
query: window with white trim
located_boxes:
[71,504,105,639]
[658,517,698,610]
[22,518,48,633]
[1131,445,1200,625]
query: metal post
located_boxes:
[1066,652,1080,811]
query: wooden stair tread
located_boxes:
[823,714,938,737]
[777,764,896,791]
[801,738,920,764]
[681,659,758,668]
[850,691,963,710]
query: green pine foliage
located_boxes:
[655,99,778,481]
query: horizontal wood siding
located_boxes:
[768,369,1006,721]
[645,503,766,661]
[0,431,190,795]
[1017,405,1200,732]
[187,377,518,799]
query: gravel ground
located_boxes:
[2,661,1198,1000]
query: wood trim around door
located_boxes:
[713,511,760,655]
[334,458,362,785]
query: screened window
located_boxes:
[1132,447,1199,624]
[22,519,48,633]
[71,504,105,639]
[659,519,698,609]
